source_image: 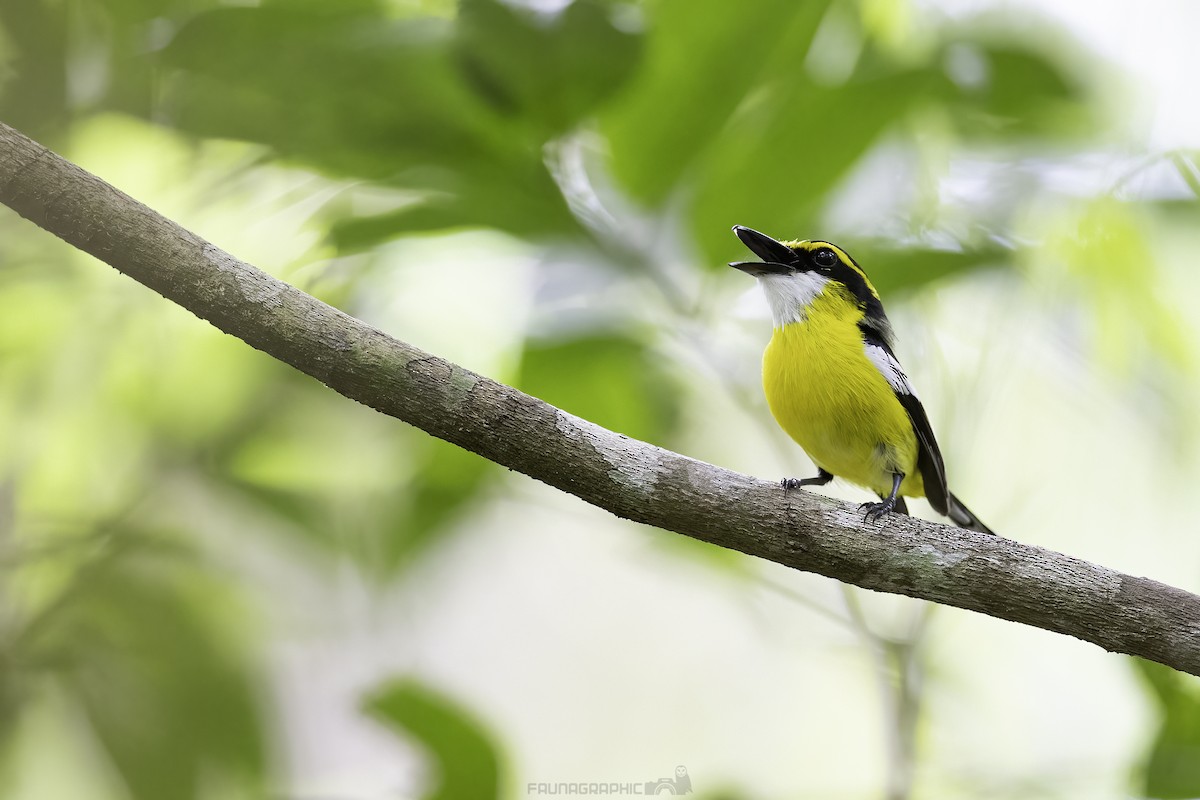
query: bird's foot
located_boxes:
[859,497,898,524]
[782,472,832,492]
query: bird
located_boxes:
[730,225,992,534]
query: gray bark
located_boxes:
[2,121,1198,674]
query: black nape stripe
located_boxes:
[826,261,874,306]
[806,245,894,348]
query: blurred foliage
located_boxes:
[1135,660,1200,798]
[1043,197,1191,376]
[366,679,503,800]
[519,332,678,443]
[2,530,264,800]
[0,0,1194,797]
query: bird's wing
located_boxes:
[862,337,950,515]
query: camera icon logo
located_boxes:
[643,765,692,795]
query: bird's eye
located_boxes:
[812,248,838,268]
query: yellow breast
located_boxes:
[762,292,924,498]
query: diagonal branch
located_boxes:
[2,120,1198,674]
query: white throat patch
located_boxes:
[757,272,829,327]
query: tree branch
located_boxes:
[2,120,1198,674]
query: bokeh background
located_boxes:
[3,0,1200,798]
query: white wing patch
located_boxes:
[865,343,915,396]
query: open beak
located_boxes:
[729,226,794,276]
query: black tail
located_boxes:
[947,492,994,535]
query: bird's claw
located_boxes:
[781,478,804,491]
[859,499,897,524]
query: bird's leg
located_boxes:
[782,468,833,492]
[859,472,904,523]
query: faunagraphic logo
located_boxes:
[527,765,693,796]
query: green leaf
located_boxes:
[162,7,493,176]
[328,161,581,249]
[456,0,642,137]
[518,333,679,444]
[692,67,942,268]
[1134,659,1200,798]
[365,679,502,800]
[601,0,832,204]
[0,1,69,136]
[943,40,1093,140]
[161,4,585,240]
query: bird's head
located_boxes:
[730,225,883,328]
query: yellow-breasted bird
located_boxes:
[731,225,992,534]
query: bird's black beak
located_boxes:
[729,226,794,276]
